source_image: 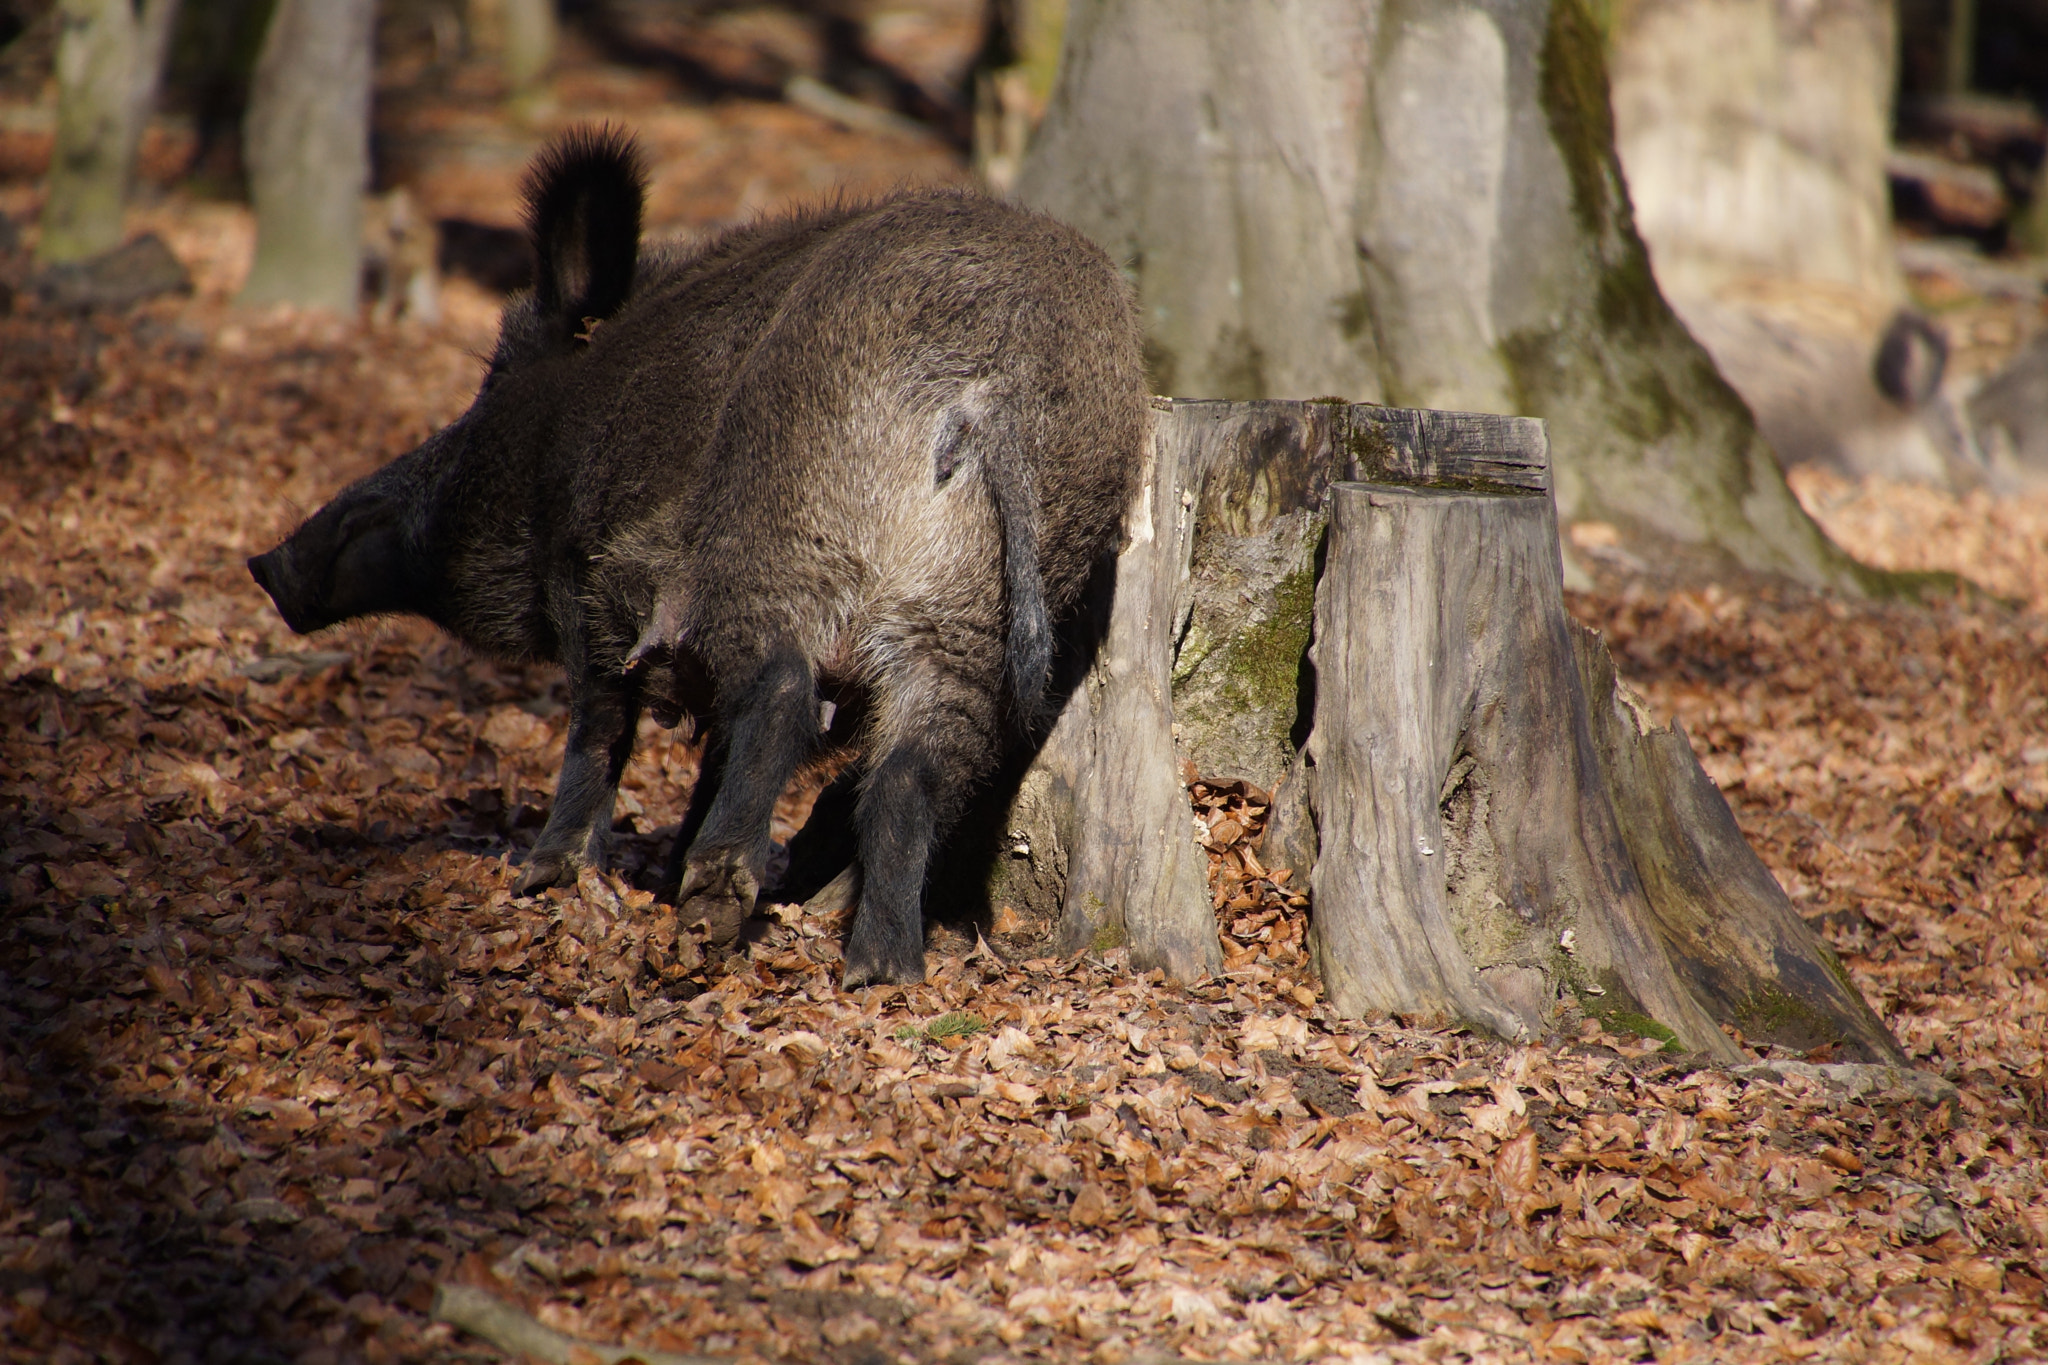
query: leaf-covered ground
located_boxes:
[2,212,2045,1365]
[3,29,2048,1361]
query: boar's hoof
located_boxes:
[513,851,582,896]
[840,930,926,989]
[676,857,758,947]
[681,891,748,947]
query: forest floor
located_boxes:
[2,24,2048,1365]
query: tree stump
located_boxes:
[985,398,1903,1065]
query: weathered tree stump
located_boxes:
[985,398,1903,1064]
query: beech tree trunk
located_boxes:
[239,0,376,311]
[470,0,558,95]
[979,398,1902,1066]
[1607,0,1968,487]
[37,0,181,265]
[1014,0,1871,593]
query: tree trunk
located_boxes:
[1607,0,1968,487]
[1303,479,1896,1062]
[1014,0,1870,593]
[503,0,556,91]
[1945,0,1977,94]
[239,0,376,312]
[2018,165,2048,257]
[1303,481,1713,1053]
[972,0,1066,195]
[978,398,1902,1066]
[36,0,181,266]
[471,0,558,95]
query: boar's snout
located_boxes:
[248,490,416,635]
[246,547,279,602]
[248,544,320,635]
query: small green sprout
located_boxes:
[895,1012,988,1043]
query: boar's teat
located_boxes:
[933,411,972,485]
[623,587,687,673]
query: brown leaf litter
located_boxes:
[1,88,2046,1365]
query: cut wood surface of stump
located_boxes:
[984,396,1903,1067]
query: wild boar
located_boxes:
[247,127,1147,986]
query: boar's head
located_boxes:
[248,128,647,642]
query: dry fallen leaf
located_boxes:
[1494,1128,1539,1198]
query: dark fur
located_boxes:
[247,128,1147,986]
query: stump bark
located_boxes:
[984,398,1902,1065]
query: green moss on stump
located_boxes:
[1088,916,1126,954]
[1726,978,1872,1057]
[1182,562,1318,723]
[1344,418,1394,481]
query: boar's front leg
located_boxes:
[515,670,642,895]
[670,642,817,945]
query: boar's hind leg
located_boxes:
[842,679,995,988]
[841,747,944,986]
[672,643,817,945]
[515,675,642,895]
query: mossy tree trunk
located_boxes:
[1014,0,1872,592]
[239,0,376,312]
[36,0,182,266]
[979,399,1902,1066]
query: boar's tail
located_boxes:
[984,450,1051,729]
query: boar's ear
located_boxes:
[521,125,647,347]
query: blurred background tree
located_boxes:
[470,0,558,99]
[1608,0,1930,485]
[971,0,1062,193]
[1017,0,1863,590]
[237,0,375,310]
[35,0,179,264]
